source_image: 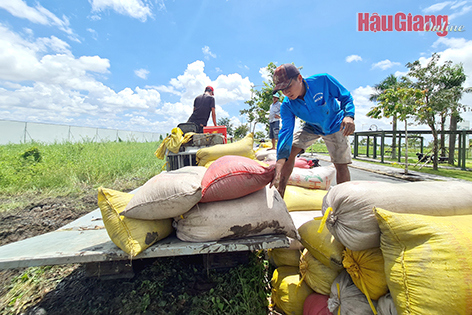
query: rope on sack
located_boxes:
[336,282,341,315]
[317,207,332,234]
[360,277,378,315]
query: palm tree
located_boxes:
[369,74,409,159]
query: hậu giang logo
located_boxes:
[357,12,465,37]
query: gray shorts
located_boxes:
[269,121,280,140]
[293,127,352,164]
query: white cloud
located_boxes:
[134,68,150,79]
[0,0,78,41]
[422,1,452,13]
[87,28,98,41]
[351,85,392,131]
[346,55,362,63]
[371,59,401,70]
[259,67,271,83]
[422,1,472,22]
[202,46,216,59]
[89,0,154,22]
[288,47,294,52]
[0,24,163,130]
[0,24,254,133]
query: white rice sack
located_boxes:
[322,181,472,250]
[122,166,206,220]
[255,147,277,161]
[328,271,376,315]
[377,293,398,315]
[287,165,335,190]
[174,185,299,242]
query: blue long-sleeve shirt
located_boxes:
[277,73,355,160]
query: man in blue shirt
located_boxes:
[270,63,355,197]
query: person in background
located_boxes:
[268,93,281,150]
[270,63,355,197]
[187,86,217,133]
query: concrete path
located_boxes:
[304,153,470,183]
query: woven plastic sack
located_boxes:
[174,185,299,242]
[288,166,335,190]
[328,271,377,315]
[98,187,173,257]
[303,293,332,315]
[299,249,341,295]
[321,181,472,250]
[343,247,388,301]
[255,147,277,161]
[200,155,275,203]
[266,157,313,169]
[267,247,301,267]
[377,293,397,315]
[284,185,328,212]
[290,211,323,229]
[122,166,206,220]
[196,133,255,166]
[271,266,314,315]
[154,127,188,159]
[375,207,472,315]
[298,219,344,271]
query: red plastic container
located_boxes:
[203,126,227,143]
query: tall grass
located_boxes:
[0,141,164,196]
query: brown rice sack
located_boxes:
[196,133,256,166]
[174,185,299,242]
[122,166,206,220]
[321,180,472,250]
[98,187,173,257]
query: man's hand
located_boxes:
[270,159,287,197]
[340,116,355,136]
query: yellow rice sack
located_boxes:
[299,249,341,295]
[267,248,301,267]
[271,266,314,315]
[196,133,256,166]
[298,218,344,271]
[283,185,327,211]
[343,247,388,301]
[98,187,173,257]
[375,207,472,315]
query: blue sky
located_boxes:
[0,0,471,135]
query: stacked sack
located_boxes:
[97,133,298,257]
[316,180,472,315]
[268,179,472,315]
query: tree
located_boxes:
[217,117,234,136]
[233,124,250,139]
[368,74,411,159]
[368,87,424,174]
[406,53,470,170]
[240,62,279,134]
[436,62,471,163]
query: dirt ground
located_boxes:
[0,194,279,315]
